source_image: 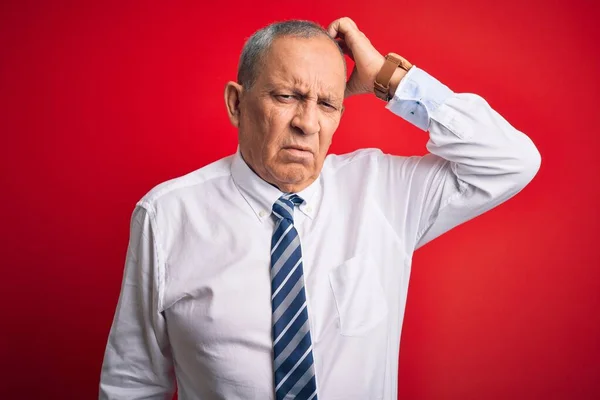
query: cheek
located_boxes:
[319,118,340,148]
[244,102,280,148]
[264,109,292,149]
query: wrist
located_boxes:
[388,68,408,98]
[373,53,413,101]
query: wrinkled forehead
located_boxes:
[259,36,347,95]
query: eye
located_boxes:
[275,94,296,102]
[320,101,337,111]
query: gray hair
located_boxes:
[237,19,346,89]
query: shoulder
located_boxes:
[319,148,386,189]
[323,147,384,172]
[136,154,234,213]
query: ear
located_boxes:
[224,81,244,128]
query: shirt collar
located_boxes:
[231,145,321,223]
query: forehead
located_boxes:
[258,36,346,94]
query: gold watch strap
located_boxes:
[374,53,413,101]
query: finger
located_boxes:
[328,17,358,38]
[327,19,341,38]
[344,17,358,30]
[327,17,353,38]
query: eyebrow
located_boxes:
[267,76,343,104]
[275,86,342,105]
[301,88,336,99]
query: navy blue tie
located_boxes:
[270,193,318,400]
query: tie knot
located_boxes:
[272,193,304,222]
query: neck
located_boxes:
[239,149,314,193]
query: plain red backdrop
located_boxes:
[1,0,599,398]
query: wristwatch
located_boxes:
[374,53,413,101]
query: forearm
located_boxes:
[388,66,541,193]
[380,65,541,249]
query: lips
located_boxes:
[283,146,312,153]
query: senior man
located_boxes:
[100,17,541,400]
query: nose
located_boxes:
[291,101,320,135]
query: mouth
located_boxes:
[282,146,313,159]
[283,146,312,153]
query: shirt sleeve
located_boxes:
[99,204,175,399]
[375,65,541,251]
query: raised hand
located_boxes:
[327,17,385,98]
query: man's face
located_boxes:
[237,35,346,193]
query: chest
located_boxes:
[160,191,409,392]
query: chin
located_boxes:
[271,165,310,185]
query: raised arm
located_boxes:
[379,66,541,250]
[328,17,541,252]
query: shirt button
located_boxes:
[306,206,312,213]
[259,210,267,218]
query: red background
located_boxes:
[2,0,599,398]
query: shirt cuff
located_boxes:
[385,65,454,131]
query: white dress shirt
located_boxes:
[99,66,541,400]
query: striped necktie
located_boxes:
[270,193,318,400]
